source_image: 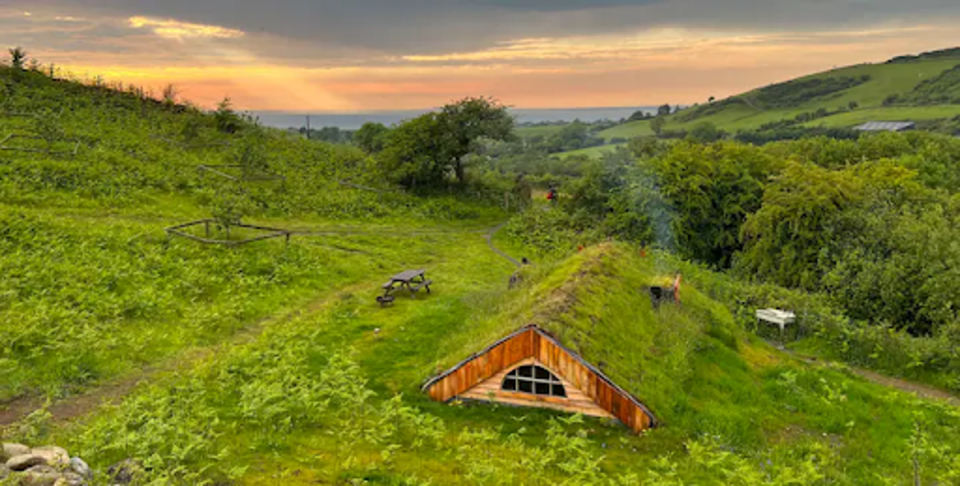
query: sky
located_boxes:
[2,1,960,112]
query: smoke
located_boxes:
[628,162,676,252]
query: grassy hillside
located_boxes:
[598,119,653,140]
[0,66,503,404]
[553,143,626,159]
[516,124,566,138]
[593,48,960,143]
[29,243,959,484]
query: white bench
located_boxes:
[756,309,796,336]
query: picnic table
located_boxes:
[377,269,432,306]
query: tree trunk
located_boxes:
[454,158,465,184]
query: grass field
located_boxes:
[553,143,627,159]
[598,119,653,140]
[804,105,960,128]
[574,53,960,149]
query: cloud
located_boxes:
[20,0,959,56]
[127,16,245,40]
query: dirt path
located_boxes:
[785,350,959,407]
[483,223,520,267]
[852,367,959,405]
[0,281,375,428]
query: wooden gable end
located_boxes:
[426,328,536,403]
[423,326,658,433]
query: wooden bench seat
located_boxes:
[411,279,433,293]
[376,294,396,306]
[382,281,396,290]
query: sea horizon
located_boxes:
[252,106,659,130]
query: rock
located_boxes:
[54,472,87,486]
[31,446,70,469]
[21,464,61,486]
[69,457,92,479]
[2,443,31,461]
[7,453,46,471]
[107,459,141,485]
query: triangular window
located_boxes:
[501,365,567,398]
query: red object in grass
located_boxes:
[578,245,584,252]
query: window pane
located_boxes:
[535,382,551,395]
[553,384,567,397]
[518,366,533,378]
[503,378,517,391]
[519,380,534,393]
[535,366,551,380]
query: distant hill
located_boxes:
[599,47,960,140]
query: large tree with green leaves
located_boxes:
[650,141,776,268]
[379,97,514,188]
[437,96,514,184]
[737,161,863,289]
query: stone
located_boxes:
[54,472,87,486]
[69,457,92,479]
[21,464,61,486]
[31,446,70,468]
[7,453,46,471]
[2,443,31,461]
[107,459,141,485]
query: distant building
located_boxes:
[854,121,916,132]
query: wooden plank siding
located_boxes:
[422,325,657,433]
[459,358,615,419]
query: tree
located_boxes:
[849,101,859,110]
[437,97,514,184]
[379,97,514,187]
[688,122,723,143]
[628,110,649,122]
[353,122,390,153]
[657,104,672,117]
[738,162,862,288]
[214,97,242,133]
[379,113,447,188]
[708,96,716,103]
[8,47,26,70]
[650,141,774,267]
[650,117,666,136]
